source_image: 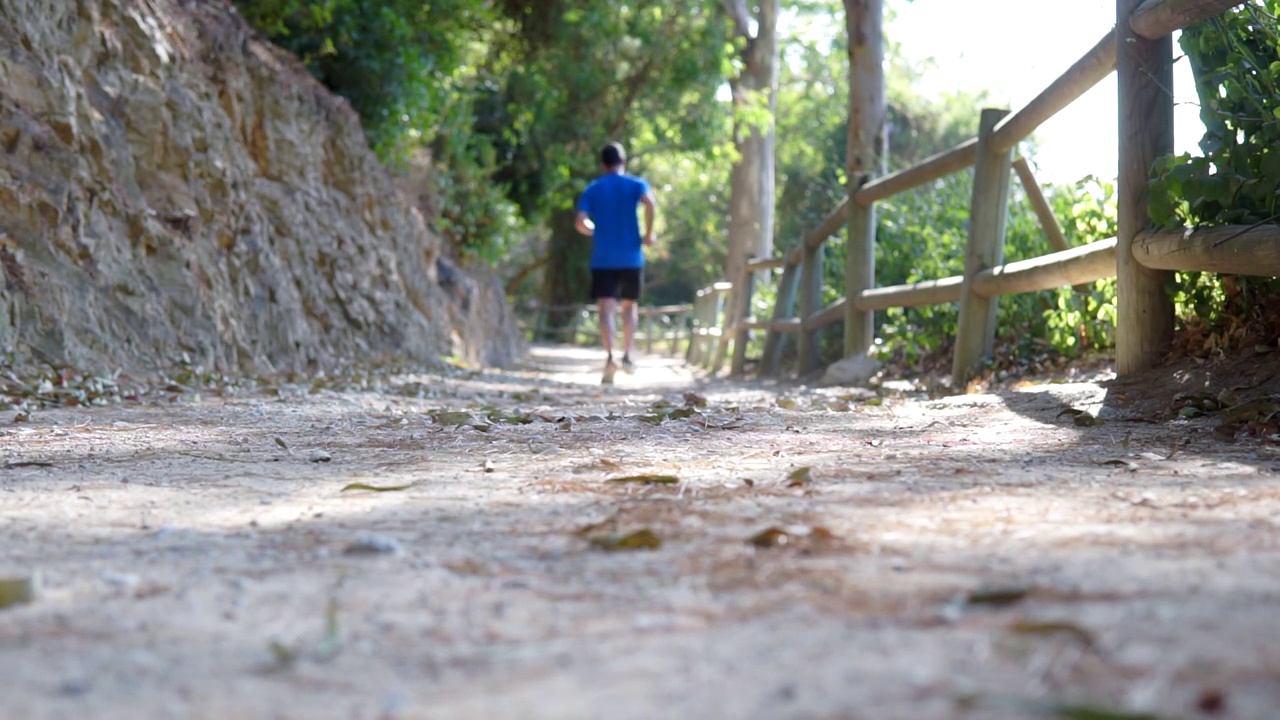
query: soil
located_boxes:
[3,344,1280,720]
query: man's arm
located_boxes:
[574,211,594,237]
[640,191,657,246]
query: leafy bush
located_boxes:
[1149,1,1280,353]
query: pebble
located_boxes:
[308,449,332,463]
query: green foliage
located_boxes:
[1149,1,1280,336]
[859,173,1119,366]
[234,0,528,259]
[235,0,489,156]
[1150,1,1280,228]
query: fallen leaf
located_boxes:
[340,482,415,493]
[1049,704,1163,720]
[1097,458,1138,471]
[432,411,493,431]
[1006,620,1095,648]
[0,576,34,610]
[638,407,697,424]
[1223,399,1280,425]
[775,397,798,409]
[343,533,402,556]
[590,528,661,551]
[3,460,54,469]
[1073,412,1104,427]
[274,436,289,450]
[606,474,679,485]
[268,640,299,669]
[808,526,837,542]
[785,466,813,487]
[966,585,1030,607]
[682,391,708,408]
[749,527,790,548]
[1196,688,1226,714]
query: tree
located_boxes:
[721,0,781,317]
[478,1,734,330]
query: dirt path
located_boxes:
[2,345,1279,720]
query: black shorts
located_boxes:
[590,268,643,301]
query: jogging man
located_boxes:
[575,142,657,385]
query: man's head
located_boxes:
[600,142,626,170]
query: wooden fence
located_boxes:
[688,0,1266,383]
[521,303,694,356]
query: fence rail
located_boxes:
[684,0,1264,383]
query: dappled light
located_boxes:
[7,347,1280,717]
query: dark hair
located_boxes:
[600,142,626,168]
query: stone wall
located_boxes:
[0,0,521,374]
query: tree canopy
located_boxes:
[233,0,1152,370]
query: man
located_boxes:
[575,142,657,385]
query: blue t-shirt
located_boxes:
[577,173,650,270]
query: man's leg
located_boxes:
[620,299,638,372]
[598,296,617,359]
[618,268,642,373]
[598,296,619,384]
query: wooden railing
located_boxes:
[520,303,694,356]
[695,0,1263,383]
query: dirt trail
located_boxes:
[2,345,1279,720]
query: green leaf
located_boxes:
[0,577,34,610]
[785,466,813,487]
[1006,620,1095,648]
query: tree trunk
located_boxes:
[843,0,886,357]
[723,0,779,334]
[539,209,590,338]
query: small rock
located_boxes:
[308,449,332,463]
[343,533,402,556]
[819,354,882,387]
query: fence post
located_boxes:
[797,244,824,376]
[730,275,753,376]
[533,304,548,343]
[951,108,1014,388]
[760,260,800,377]
[643,310,655,354]
[1116,0,1174,374]
[686,303,696,356]
[693,291,711,365]
[712,283,737,374]
[709,284,730,371]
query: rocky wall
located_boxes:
[0,0,520,374]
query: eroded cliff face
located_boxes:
[0,0,521,374]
